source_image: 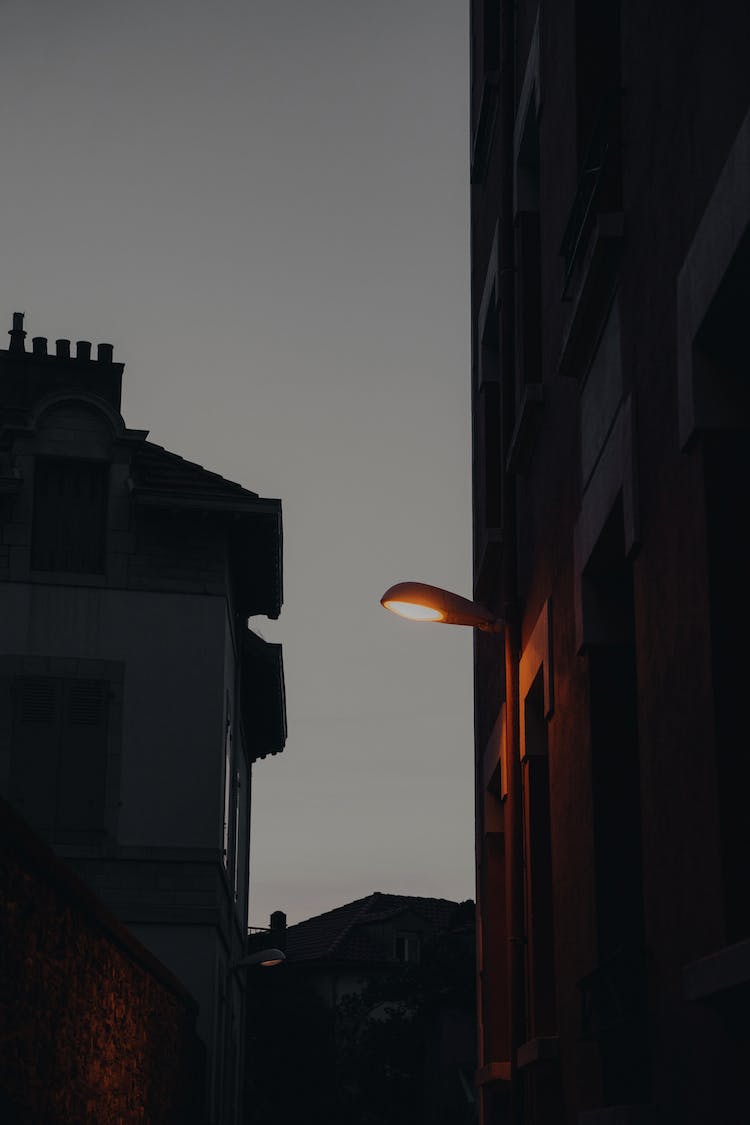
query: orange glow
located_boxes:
[382,599,445,622]
[260,957,285,967]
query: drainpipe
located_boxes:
[498,0,525,1121]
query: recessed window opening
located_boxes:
[31,457,108,574]
[394,931,421,964]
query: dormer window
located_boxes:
[394,931,421,964]
[31,457,108,574]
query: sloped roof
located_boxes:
[284,892,462,964]
[130,441,270,510]
[130,441,283,619]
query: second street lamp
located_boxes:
[380,576,523,1123]
[380,581,504,633]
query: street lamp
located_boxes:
[229,948,286,973]
[380,581,504,633]
[380,577,520,1121]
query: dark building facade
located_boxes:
[470,4,750,1123]
[246,894,476,1125]
[0,316,286,1125]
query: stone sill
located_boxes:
[473,527,503,606]
[559,212,624,381]
[507,384,544,476]
[475,1060,511,1086]
[517,1035,559,1069]
[578,1108,659,1125]
[684,937,750,1003]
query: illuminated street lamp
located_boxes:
[380,581,503,633]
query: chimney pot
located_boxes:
[55,339,70,359]
[76,340,92,361]
[270,910,287,931]
[32,337,47,356]
[97,343,114,363]
[9,312,27,354]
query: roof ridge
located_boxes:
[327,892,380,956]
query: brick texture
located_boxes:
[0,800,206,1124]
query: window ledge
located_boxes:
[517,1035,559,1069]
[475,1060,510,1086]
[471,72,500,185]
[578,1108,660,1125]
[559,212,624,381]
[474,527,503,606]
[684,937,750,1003]
[507,384,544,475]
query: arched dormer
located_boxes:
[32,392,126,460]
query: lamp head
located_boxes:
[380,581,503,632]
[231,948,286,973]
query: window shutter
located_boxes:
[9,675,109,842]
[10,677,64,839]
[31,458,109,573]
[56,679,109,839]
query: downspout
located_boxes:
[498,0,525,1121]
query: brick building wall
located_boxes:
[0,799,205,1124]
[470,3,750,1123]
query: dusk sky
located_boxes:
[0,0,473,926]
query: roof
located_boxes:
[130,441,271,510]
[130,441,283,618]
[283,892,464,964]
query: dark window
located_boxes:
[394,932,421,964]
[575,0,621,168]
[9,675,109,843]
[516,109,542,392]
[521,671,556,1041]
[475,294,503,532]
[482,0,500,72]
[31,458,109,573]
[696,229,750,942]
[583,504,649,1103]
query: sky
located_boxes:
[0,0,474,927]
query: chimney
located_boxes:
[55,339,70,359]
[76,340,92,361]
[32,337,48,356]
[270,910,287,933]
[9,312,26,354]
[97,342,114,363]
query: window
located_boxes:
[394,931,421,964]
[575,0,621,168]
[515,108,542,393]
[31,457,109,573]
[583,503,650,1102]
[9,675,109,843]
[696,230,750,943]
[482,0,499,73]
[232,768,241,902]
[222,712,232,869]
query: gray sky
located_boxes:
[0,0,473,926]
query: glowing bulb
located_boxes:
[260,957,285,967]
[383,600,445,622]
